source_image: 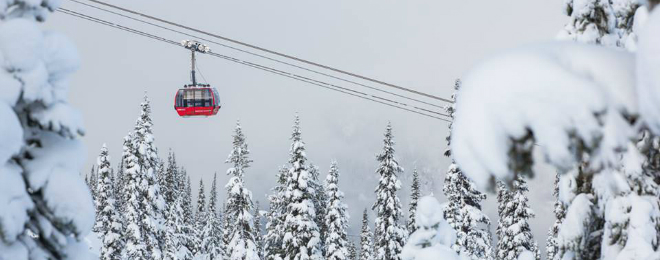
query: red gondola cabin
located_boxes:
[174,85,221,117]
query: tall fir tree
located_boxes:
[264,166,290,260]
[195,179,207,256]
[163,150,180,206]
[348,242,358,260]
[121,131,149,260]
[359,209,374,260]
[546,173,565,260]
[254,201,265,259]
[281,116,324,260]
[324,161,350,260]
[95,144,124,260]
[372,123,407,260]
[224,121,260,260]
[310,163,328,255]
[163,194,194,260]
[132,94,166,260]
[89,165,98,202]
[407,168,421,235]
[201,173,224,260]
[443,79,493,260]
[496,178,539,260]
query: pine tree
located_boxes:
[224,122,260,260]
[89,165,98,201]
[132,94,166,260]
[546,174,565,260]
[163,195,194,260]
[221,203,231,257]
[163,150,179,206]
[254,201,265,259]
[348,242,358,260]
[183,173,194,226]
[122,131,149,260]
[310,163,328,255]
[324,161,350,260]
[372,123,407,260]
[359,209,374,260]
[496,177,539,260]
[282,115,324,260]
[201,173,224,260]
[443,79,493,260]
[264,166,289,260]
[195,179,207,256]
[407,168,420,235]
[95,144,124,260]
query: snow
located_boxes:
[451,41,636,189]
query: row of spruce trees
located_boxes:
[84,94,413,260]
[86,90,541,260]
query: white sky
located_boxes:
[48,0,566,256]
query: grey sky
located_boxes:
[49,0,565,256]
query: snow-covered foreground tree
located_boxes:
[558,0,646,50]
[451,2,660,260]
[401,196,462,260]
[281,116,323,260]
[94,144,124,260]
[224,122,259,260]
[0,1,96,259]
[372,123,407,260]
[324,161,350,260]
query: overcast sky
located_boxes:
[48,0,566,256]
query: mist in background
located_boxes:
[48,0,565,256]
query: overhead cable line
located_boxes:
[66,0,447,110]
[57,8,451,123]
[70,0,454,104]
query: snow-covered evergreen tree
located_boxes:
[372,123,407,260]
[122,131,149,260]
[195,179,207,256]
[254,201,265,259]
[89,165,98,201]
[443,79,493,260]
[281,115,323,260]
[324,161,350,260]
[163,195,194,260]
[348,242,358,260]
[407,168,421,235]
[163,150,179,207]
[359,209,374,260]
[496,177,539,260]
[558,0,644,49]
[201,173,224,260]
[558,0,617,45]
[309,163,328,255]
[95,144,124,260]
[546,174,566,260]
[264,166,289,260]
[132,94,166,260]
[224,121,260,260]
